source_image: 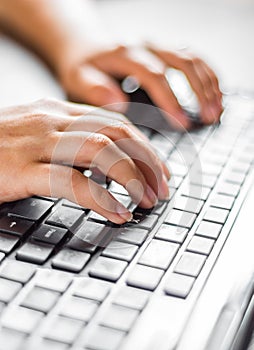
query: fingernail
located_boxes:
[158,174,170,200]
[146,185,158,206]
[116,203,133,222]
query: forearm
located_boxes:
[0,0,107,74]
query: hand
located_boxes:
[0,98,169,224]
[58,44,223,130]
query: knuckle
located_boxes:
[88,133,113,150]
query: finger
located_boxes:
[61,64,128,113]
[25,163,132,224]
[55,116,169,199]
[147,46,223,124]
[43,131,159,207]
[91,47,191,130]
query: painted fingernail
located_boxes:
[158,174,170,200]
[116,203,133,222]
[146,185,158,206]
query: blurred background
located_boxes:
[0,0,253,107]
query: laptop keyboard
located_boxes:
[0,95,254,349]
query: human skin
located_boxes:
[0,98,170,224]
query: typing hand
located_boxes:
[58,44,223,130]
[0,98,169,224]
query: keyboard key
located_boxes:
[174,252,206,277]
[165,209,197,228]
[204,207,229,224]
[187,236,215,255]
[62,199,85,210]
[169,175,183,189]
[196,221,222,239]
[131,213,158,230]
[164,273,195,298]
[32,224,68,245]
[9,198,53,221]
[127,264,164,291]
[0,252,5,263]
[36,339,69,350]
[113,286,150,310]
[173,196,204,214]
[108,181,129,195]
[46,206,83,229]
[181,184,211,200]
[73,277,111,302]
[152,201,167,215]
[84,325,125,350]
[225,171,246,184]
[43,315,83,344]
[0,328,26,350]
[0,260,35,283]
[88,211,108,223]
[1,306,43,333]
[100,304,139,332]
[0,277,22,302]
[89,256,127,282]
[21,286,60,313]
[0,232,19,254]
[68,221,107,250]
[102,241,138,262]
[35,269,72,293]
[0,216,33,236]
[139,239,179,270]
[59,296,98,322]
[52,249,90,273]
[217,182,240,197]
[112,227,148,246]
[210,194,235,210]
[191,174,217,188]
[155,224,188,244]
[16,240,54,264]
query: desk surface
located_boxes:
[0,0,253,108]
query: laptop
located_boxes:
[0,59,254,350]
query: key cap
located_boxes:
[43,315,83,344]
[152,201,168,215]
[9,198,53,221]
[0,277,22,302]
[73,277,111,302]
[35,269,72,293]
[139,239,179,270]
[60,296,98,322]
[174,252,206,277]
[52,249,90,273]
[1,306,43,333]
[62,199,85,210]
[191,174,217,188]
[36,339,69,350]
[16,240,54,264]
[181,184,211,201]
[173,196,204,214]
[46,206,84,229]
[130,212,158,230]
[169,175,183,189]
[21,286,60,313]
[113,286,150,310]
[0,328,26,350]
[0,216,33,236]
[196,220,222,239]
[100,304,139,332]
[108,181,129,195]
[88,211,108,223]
[0,232,19,254]
[112,227,148,246]
[0,260,35,283]
[155,224,188,244]
[187,236,215,255]
[225,171,246,184]
[0,300,4,314]
[210,194,235,210]
[165,209,196,228]
[102,241,138,262]
[0,251,5,263]
[68,221,107,250]
[217,182,240,197]
[164,273,195,298]
[204,207,229,224]
[84,325,125,350]
[127,264,164,291]
[166,161,188,177]
[32,224,68,245]
[89,256,127,282]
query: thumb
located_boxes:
[63,64,128,112]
